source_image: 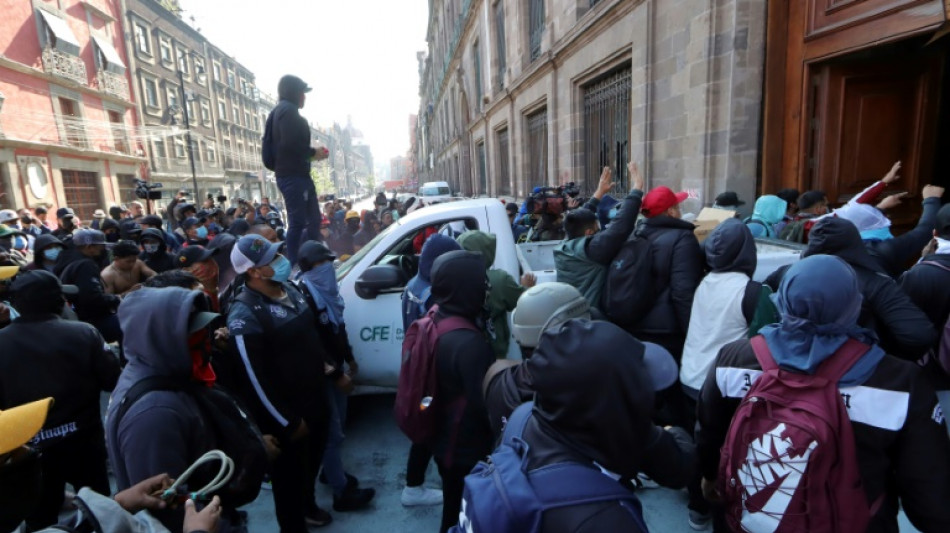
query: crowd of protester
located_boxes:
[2,73,950,533]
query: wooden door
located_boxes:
[811,53,944,229]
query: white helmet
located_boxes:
[511,282,591,348]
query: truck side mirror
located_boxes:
[355,264,407,299]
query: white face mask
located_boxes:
[144,243,160,254]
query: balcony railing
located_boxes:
[96,70,130,101]
[42,47,87,86]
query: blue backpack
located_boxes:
[451,402,649,533]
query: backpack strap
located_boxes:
[528,463,647,527]
[112,376,184,429]
[501,401,534,446]
[815,339,870,384]
[741,280,763,325]
[920,260,950,274]
[749,335,778,372]
[432,307,478,336]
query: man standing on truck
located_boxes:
[555,161,645,311]
[262,75,329,266]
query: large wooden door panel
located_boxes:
[806,0,941,39]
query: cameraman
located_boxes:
[554,163,644,312]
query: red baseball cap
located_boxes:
[641,187,689,218]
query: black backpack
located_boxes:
[112,377,267,508]
[603,227,654,329]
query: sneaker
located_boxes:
[688,509,711,530]
[304,507,333,528]
[333,487,376,512]
[633,473,660,490]
[318,471,359,490]
[260,475,272,491]
[401,486,443,507]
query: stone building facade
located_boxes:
[416,0,767,209]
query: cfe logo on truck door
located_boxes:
[359,323,405,343]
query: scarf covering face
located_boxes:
[759,255,885,387]
[300,262,344,329]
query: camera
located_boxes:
[525,182,586,217]
[217,194,227,204]
[134,178,163,200]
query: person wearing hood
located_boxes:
[57,229,122,343]
[397,233,460,509]
[766,217,936,360]
[25,234,64,272]
[696,255,950,533]
[0,271,120,530]
[835,184,945,278]
[428,250,496,533]
[555,163,645,311]
[140,228,176,273]
[472,319,693,531]
[226,235,333,530]
[265,74,329,266]
[295,241,376,513]
[744,195,787,238]
[352,212,380,253]
[336,210,361,257]
[141,214,181,254]
[458,230,536,358]
[100,217,121,244]
[106,287,243,532]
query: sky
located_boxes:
[180,0,429,168]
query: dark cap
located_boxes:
[141,215,164,228]
[776,188,801,206]
[56,207,75,219]
[798,190,827,210]
[10,270,79,299]
[505,202,520,213]
[176,245,217,268]
[298,241,336,271]
[73,229,106,246]
[181,217,204,230]
[141,228,165,243]
[714,191,745,207]
[34,206,47,215]
[277,74,312,101]
[937,204,950,239]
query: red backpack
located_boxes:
[394,305,477,444]
[718,336,878,533]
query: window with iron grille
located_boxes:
[476,141,488,195]
[117,173,137,204]
[582,68,631,196]
[473,41,482,109]
[61,170,100,221]
[108,110,128,154]
[494,1,506,91]
[529,0,545,62]
[496,128,511,196]
[526,108,548,196]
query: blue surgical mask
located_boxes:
[13,236,27,250]
[267,255,292,283]
[43,247,62,262]
[860,227,893,241]
[196,226,209,239]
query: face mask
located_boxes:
[144,242,160,254]
[43,247,62,262]
[266,255,292,283]
[860,227,893,241]
[12,236,27,250]
[105,232,119,243]
[188,328,216,387]
[196,226,209,239]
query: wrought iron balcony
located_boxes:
[41,47,87,86]
[96,70,130,101]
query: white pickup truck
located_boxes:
[336,199,803,392]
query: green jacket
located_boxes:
[458,230,525,358]
[554,237,606,311]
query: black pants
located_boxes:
[26,431,110,531]
[406,442,433,487]
[303,416,330,511]
[272,422,327,533]
[436,458,474,533]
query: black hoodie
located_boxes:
[25,234,63,272]
[523,319,696,532]
[767,217,935,359]
[705,218,756,276]
[430,251,495,467]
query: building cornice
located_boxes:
[0,137,147,164]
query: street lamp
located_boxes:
[177,55,206,198]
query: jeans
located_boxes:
[277,176,322,266]
[320,384,349,495]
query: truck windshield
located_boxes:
[422,187,450,196]
[336,221,400,280]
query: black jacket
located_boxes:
[899,253,950,388]
[58,256,120,321]
[266,99,316,179]
[696,339,950,533]
[583,190,644,265]
[140,250,175,273]
[766,218,936,359]
[0,314,119,449]
[868,197,940,278]
[631,216,704,339]
[227,283,329,445]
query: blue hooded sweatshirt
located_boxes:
[105,288,218,529]
[401,234,461,331]
[746,195,788,239]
